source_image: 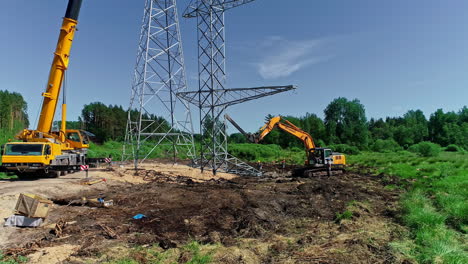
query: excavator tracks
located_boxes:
[293,167,345,177]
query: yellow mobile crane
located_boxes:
[1,0,89,178]
[226,115,346,176]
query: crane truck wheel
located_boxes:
[16,172,34,180]
[47,171,61,178]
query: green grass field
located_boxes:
[349,151,468,263]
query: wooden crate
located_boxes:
[15,193,53,218]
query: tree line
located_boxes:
[230,97,468,151]
[3,90,463,152]
[75,98,468,151]
[0,90,28,131]
[79,102,169,142]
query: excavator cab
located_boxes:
[308,148,332,166]
[309,148,345,167]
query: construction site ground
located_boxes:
[0,160,407,264]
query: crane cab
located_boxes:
[1,142,58,171]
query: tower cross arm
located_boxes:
[183,0,257,18]
[176,85,296,108]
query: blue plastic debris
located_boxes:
[133,214,146,220]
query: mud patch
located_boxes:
[4,171,403,263]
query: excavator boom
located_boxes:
[256,116,315,151]
[276,121,315,151]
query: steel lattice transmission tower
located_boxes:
[181,0,295,175]
[123,0,196,168]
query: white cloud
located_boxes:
[254,37,333,79]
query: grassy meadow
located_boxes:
[349,150,468,263]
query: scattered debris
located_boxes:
[4,193,52,228]
[82,197,113,208]
[15,193,53,218]
[3,238,43,257]
[99,224,119,239]
[4,215,43,227]
[79,178,107,185]
[53,219,67,238]
[133,214,146,220]
[102,200,114,208]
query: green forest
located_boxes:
[231,98,468,154]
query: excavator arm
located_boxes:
[256,116,281,142]
[276,121,315,151]
[256,116,315,152]
[226,115,316,152]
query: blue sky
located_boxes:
[0,0,467,132]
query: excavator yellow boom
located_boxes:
[257,116,315,153]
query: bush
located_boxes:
[408,142,441,157]
[329,144,360,155]
[371,139,402,153]
[445,144,463,152]
[228,144,283,162]
[315,139,326,148]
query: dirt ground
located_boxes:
[0,161,406,264]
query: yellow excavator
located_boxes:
[226,115,346,176]
[1,0,89,178]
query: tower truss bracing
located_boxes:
[178,85,296,176]
[181,0,295,176]
[123,0,195,168]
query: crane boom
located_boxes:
[37,0,82,137]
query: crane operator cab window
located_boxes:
[79,131,90,145]
[310,148,333,165]
[311,149,324,165]
[67,132,81,143]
